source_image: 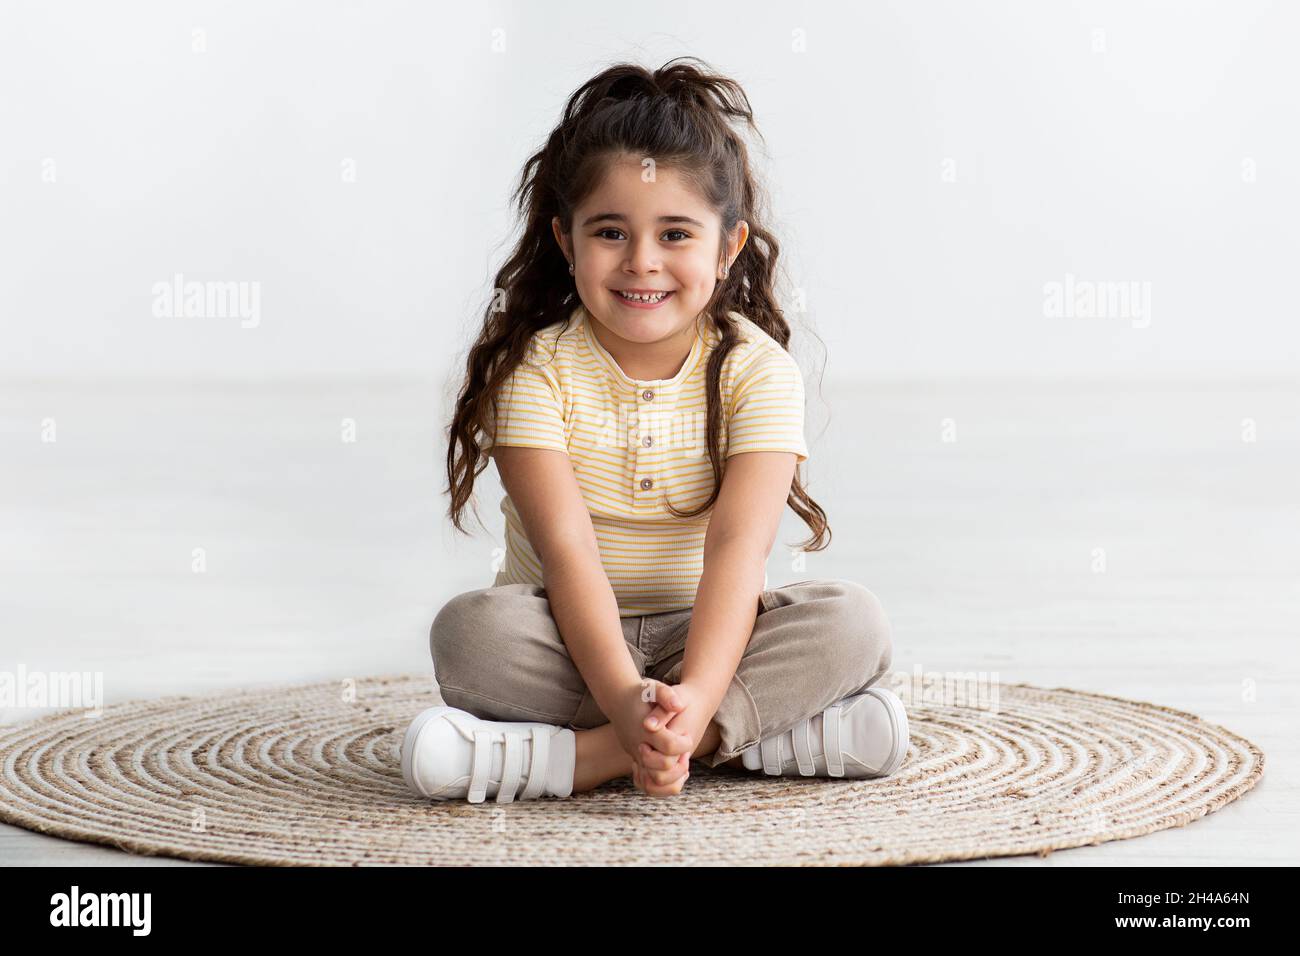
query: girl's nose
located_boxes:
[623,236,662,273]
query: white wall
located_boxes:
[2,0,1294,383]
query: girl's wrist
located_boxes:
[592,672,652,717]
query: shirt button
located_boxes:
[640,477,654,490]
[642,435,653,447]
[641,388,655,402]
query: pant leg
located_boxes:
[428,582,646,730]
[649,579,894,768]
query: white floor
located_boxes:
[2,375,1296,866]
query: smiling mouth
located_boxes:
[612,289,675,305]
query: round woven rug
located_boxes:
[0,673,1263,866]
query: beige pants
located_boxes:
[428,578,894,768]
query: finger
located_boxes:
[643,765,689,798]
[640,682,683,729]
[644,722,694,756]
[643,683,686,724]
[645,728,693,758]
[660,682,687,711]
[640,745,688,776]
[638,741,679,771]
[631,745,680,787]
[643,704,673,731]
[643,752,689,787]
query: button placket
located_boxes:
[634,385,661,499]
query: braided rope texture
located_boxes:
[0,674,1264,866]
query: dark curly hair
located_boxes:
[445,55,829,552]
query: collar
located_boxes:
[578,302,708,390]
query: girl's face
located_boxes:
[554,156,748,359]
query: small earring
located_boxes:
[568,262,575,275]
[720,263,729,279]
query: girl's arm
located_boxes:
[671,451,799,741]
[494,445,694,784]
[492,445,644,716]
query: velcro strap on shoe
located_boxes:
[823,703,844,777]
[468,730,490,803]
[792,722,815,775]
[760,735,783,775]
[497,731,523,803]
[519,726,549,799]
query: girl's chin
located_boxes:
[596,314,692,347]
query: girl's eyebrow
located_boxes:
[582,213,705,228]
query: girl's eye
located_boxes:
[594,229,692,241]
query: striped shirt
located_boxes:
[482,302,808,616]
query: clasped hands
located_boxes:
[610,678,713,798]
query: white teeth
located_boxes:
[616,290,669,302]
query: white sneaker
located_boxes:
[400,705,577,803]
[739,687,909,778]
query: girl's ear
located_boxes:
[551,216,570,261]
[729,220,750,259]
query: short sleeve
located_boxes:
[480,344,568,458]
[725,343,809,463]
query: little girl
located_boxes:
[401,57,907,804]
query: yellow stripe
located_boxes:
[488,304,806,616]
